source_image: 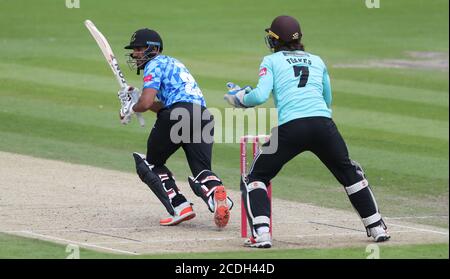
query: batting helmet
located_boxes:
[124,28,163,52]
[125,28,163,74]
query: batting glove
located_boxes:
[119,102,135,125]
[118,86,140,106]
[223,82,253,109]
[118,86,140,125]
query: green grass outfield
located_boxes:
[0,233,447,259]
[0,0,448,258]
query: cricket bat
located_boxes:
[84,19,145,127]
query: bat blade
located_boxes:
[84,19,145,127]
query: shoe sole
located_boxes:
[214,186,230,228]
[160,211,196,226]
[375,235,391,242]
[244,241,272,249]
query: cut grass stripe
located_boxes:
[334,91,448,121]
[333,107,449,140]
[348,146,449,180]
[0,112,147,152]
[0,63,119,93]
[332,79,448,107]
[0,93,153,131]
[330,67,449,94]
[273,152,448,196]
[0,131,138,173]
[339,124,448,159]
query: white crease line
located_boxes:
[89,229,445,245]
[2,226,233,234]
[3,228,151,233]
[2,214,446,233]
[2,214,447,234]
[388,223,449,236]
[293,229,448,239]
[5,228,447,248]
[385,215,448,220]
[91,236,238,245]
[16,230,140,256]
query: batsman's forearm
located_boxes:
[132,100,152,113]
[134,88,159,113]
[149,101,163,113]
[133,100,163,113]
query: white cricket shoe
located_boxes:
[368,225,391,242]
[244,232,272,248]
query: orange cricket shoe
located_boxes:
[213,185,230,228]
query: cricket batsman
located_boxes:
[119,28,233,227]
[224,15,390,248]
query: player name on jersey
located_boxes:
[286,57,312,65]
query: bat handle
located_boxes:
[122,82,145,127]
[136,112,145,127]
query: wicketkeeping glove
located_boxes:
[223,82,253,109]
[118,86,140,125]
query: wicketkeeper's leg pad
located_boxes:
[344,160,386,236]
[241,178,271,237]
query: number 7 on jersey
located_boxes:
[293,65,309,88]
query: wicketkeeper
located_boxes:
[119,28,233,227]
[224,15,390,248]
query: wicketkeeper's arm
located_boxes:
[133,88,159,113]
[242,57,273,107]
[322,69,332,108]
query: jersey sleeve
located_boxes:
[322,63,332,108]
[243,56,274,107]
[142,60,162,90]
